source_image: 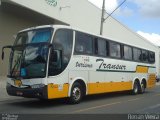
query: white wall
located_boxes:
[4,0,159,76]
[7,0,157,49]
[7,0,101,33]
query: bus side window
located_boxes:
[149,51,155,63]
[94,38,98,54]
[109,42,121,58]
[123,45,133,60]
[97,38,107,57]
[133,48,142,62]
[75,32,93,55]
[48,29,73,76]
[142,50,148,62]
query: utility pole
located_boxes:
[100,0,127,35]
[100,0,105,35]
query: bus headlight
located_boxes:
[31,84,45,89]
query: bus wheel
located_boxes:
[139,81,146,94]
[69,83,82,104]
[132,81,139,95]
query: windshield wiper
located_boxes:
[11,54,23,77]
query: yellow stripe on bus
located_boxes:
[47,83,69,99]
[88,81,132,95]
[47,73,156,99]
[136,66,148,73]
[147,74,156,88]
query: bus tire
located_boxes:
[69,82,83,104]
[132,81,139,95]
[139,81,146,94]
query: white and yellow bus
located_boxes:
[2,25,156,104]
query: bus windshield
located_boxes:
[10,43,49,78]
[9,28,53,78]
[14,28,52,45]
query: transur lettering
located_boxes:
[96,59,126,71]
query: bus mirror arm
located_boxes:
[49,44,55,49]
[1,45,12,60]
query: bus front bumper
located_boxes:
[6,83,48,99]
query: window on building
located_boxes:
[110,42,121,58]
[123,45,132,60]
[75,32,93,55]
[133,48,142,61]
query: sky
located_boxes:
[88,0,160,46]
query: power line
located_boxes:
[104,0,127,21]
[100,0,127,35]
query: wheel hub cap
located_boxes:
[72,87,81,101]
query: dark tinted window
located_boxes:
[97,38,107,56]
[49,29,73,76]
[149,51,155,63]
[123,45,132,60]
[110,42,121,58]
[75,32,93,55]
[133,48,142,61]
[142,50,148,62]
[73,31,155,64]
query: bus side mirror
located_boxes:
[1,45,12,60]
[1,51,4,60]
[50,49,62,69]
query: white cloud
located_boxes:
[137,31,160,46]
[130,0,160,18]
[88,0,118,13]
[115,6,133,17]
[88,0,133,17]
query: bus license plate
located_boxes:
[14,80,22,87]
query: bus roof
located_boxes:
[18,24,121,43]
[19,25,72,33]
[18,24,157,49]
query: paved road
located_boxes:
[0,79,160,115]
